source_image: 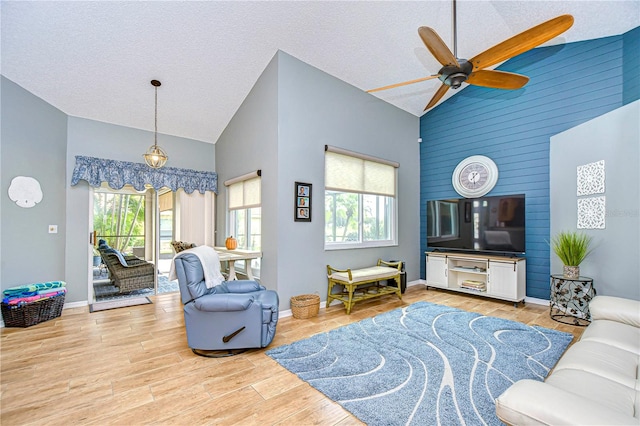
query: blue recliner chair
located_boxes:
[173,252,279,356]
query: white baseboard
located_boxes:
[64,300,89,309]
[279,309,293,318]
[1,285,550,328]
[407,279,423,288]
[525,296,549,306]
[298,280,424,314]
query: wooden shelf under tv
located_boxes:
[425,251,526,307]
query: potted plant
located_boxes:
[92,247,102,267]
[551,231,593,279]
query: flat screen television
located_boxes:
[426,194,526,255]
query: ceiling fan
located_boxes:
[368,1,574,111]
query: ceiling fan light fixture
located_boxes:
[143,79,168,169]
[445,72,468,89]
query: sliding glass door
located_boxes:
[90,184,215,302]
[93,186,147,257]
[91,184,157,302]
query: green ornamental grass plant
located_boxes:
[551,231,593,266]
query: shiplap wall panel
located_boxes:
[420,30,638,299]
[623,27,640,105]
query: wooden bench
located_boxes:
[326,259,402,314]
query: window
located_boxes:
[225,171,261,252]
[324,146,398,249]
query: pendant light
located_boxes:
[143,79,168,168]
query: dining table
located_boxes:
[214,247,262,280]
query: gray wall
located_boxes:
[215,53,280,290]
[1,77,68,289]
[216,51,420,309]
[64,118,215,302]
[550,100,639,300]
[1,75,215,302]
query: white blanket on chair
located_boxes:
[169,245,225,289]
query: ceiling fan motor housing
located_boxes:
[439,60,473,88]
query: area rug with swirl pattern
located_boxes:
[267,301,573,426]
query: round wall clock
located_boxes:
[452,155,499,198]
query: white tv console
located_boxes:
[425,251,526,307]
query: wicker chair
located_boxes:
[99,249,155,293]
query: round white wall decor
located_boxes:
[8,176,43,208]
[452,155,499,198]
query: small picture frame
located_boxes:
[295,182,312,222]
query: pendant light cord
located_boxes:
[154,85,158,147]
[144,79,167,169]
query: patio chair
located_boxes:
[98,241,155,293]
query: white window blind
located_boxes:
[225,171,261,210]
[325,147,397,197]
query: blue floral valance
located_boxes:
[71,156,217,194]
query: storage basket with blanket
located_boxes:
[1,281,66,327]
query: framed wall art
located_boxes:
[295,182,312,222]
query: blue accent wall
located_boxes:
[623,26,640,105]
[419,27,639,299]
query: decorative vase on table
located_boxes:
[551,231,593,280]
[225,236,237,250]
[563,265,580,279]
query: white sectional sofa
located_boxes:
[495,295,640,425]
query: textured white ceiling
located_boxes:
[2,1,638,144]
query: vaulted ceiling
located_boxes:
[2,1,638,144]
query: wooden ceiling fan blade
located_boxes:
[424,84,450,111]
[467,70,530,90]
[418,27,459,67]
[367,75,440,93]
[469,14,574,71]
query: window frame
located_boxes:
[324,191,396,250]
[227,206,261,252]
[324,146,398,250]
[225,171,262,250]
[225,171,262,277]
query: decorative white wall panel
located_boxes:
[577,160,605,196]
[577,196,606,229]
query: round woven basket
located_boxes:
[290,294,320,319]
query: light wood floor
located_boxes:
[1,285,584,425]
